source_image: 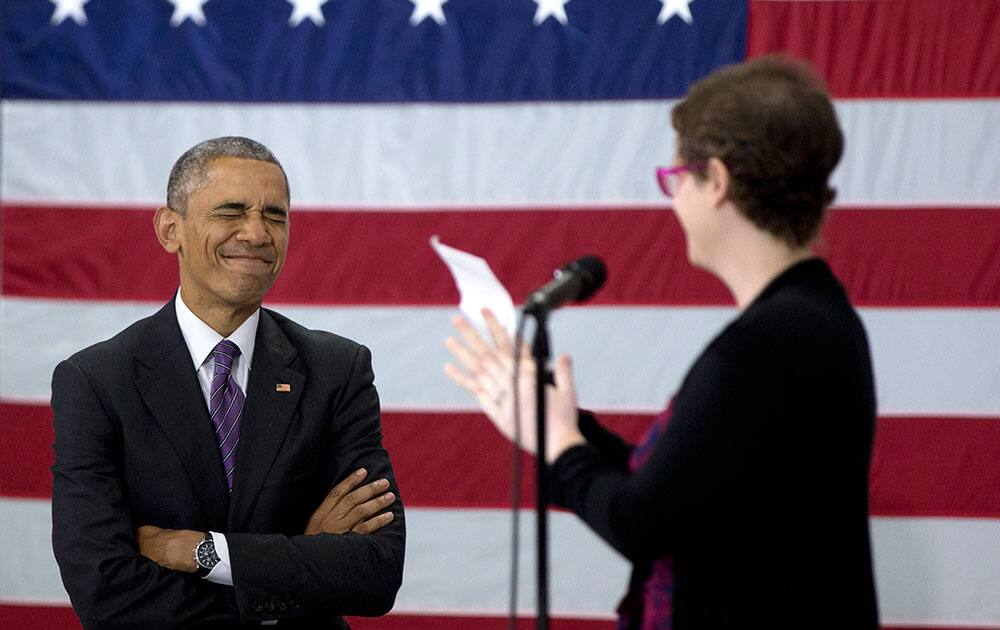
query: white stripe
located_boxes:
[872,517,1000,627]
[3,498,1000,624]
[222,437,240,465]
[210,380,226,401]
[0,499,70,605]
[218,385,241,433]
[209,386,228,424]
[219,411,240,449]
[2,100,999,207]
[3,297,999,415]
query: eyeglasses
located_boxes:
[655,162,707,198]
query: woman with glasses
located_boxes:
[445,56,879,630]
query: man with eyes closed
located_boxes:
[51,136,404,629]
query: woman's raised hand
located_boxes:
[444,308,584,463]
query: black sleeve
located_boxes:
[226,344,405,621]
[51,360,237,629]
[550,337,781,563]
[577,409,632,469]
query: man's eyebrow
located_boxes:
[213,201,249,211]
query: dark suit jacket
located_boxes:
[51,301,405,629]
[552,259,879,629]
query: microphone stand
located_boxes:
[530,311,551,630]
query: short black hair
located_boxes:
[166,136,289,215]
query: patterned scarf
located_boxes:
[616,400,675,630]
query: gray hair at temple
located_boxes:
[166,136,290,215]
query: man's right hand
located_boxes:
[304,468,396,536]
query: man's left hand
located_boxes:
[137,525,203,572]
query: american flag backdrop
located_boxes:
[2,0,1000,628]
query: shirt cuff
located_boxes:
[204,531,233,586]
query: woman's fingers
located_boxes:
[444,335,480,373]
[447,313,519,395]
[443,362,481,396]
[482,308,514,356]
[445,336,503,393]
[443,359,502,407]
[452,314,496,359]
[445,362,513,436]
[552,353,576,398]
[444,310,545,455]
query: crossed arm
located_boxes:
[136,468,395,572]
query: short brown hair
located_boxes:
[671,56,843,247]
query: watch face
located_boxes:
[197,538,219,569]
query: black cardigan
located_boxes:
[551,258,879,629]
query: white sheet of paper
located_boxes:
[431,235,517,337]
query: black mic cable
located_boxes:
[508,312,529,630]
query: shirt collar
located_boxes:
[174,291,260,371]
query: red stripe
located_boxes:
[747,0,1000,98]
[383,412,654,509]
[0,606,991,630]
[0,403,53,499]
[351,620,996,630]
[4,205,1000,307]
[393,413,1000,517]
[5,403,1000,518]
[871,416,1000,519]
[349,617,997,630]
[349,615,614,629]
[0,403,649,504]
[0,606,611,630]
[0,604,82,629]
[821,208,1000,307]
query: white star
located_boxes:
[658,0,694,25]
[166,0,210,27]
[287,0,331,27]
[533,0,570,26]
[409,0,448,26]
[50,0,89,26]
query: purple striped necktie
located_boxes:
[209,339,244,491]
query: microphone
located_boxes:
[523,256,607,316]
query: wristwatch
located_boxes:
[193,532,220,577]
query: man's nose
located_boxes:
[237,210,271,245]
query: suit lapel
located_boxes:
[134,302,230,529]
[228,310,305,531]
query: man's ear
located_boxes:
[154,206,182,253]
[705,157,732,208]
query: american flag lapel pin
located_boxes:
[276,383,292,393]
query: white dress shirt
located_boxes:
[174,292,260,587]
